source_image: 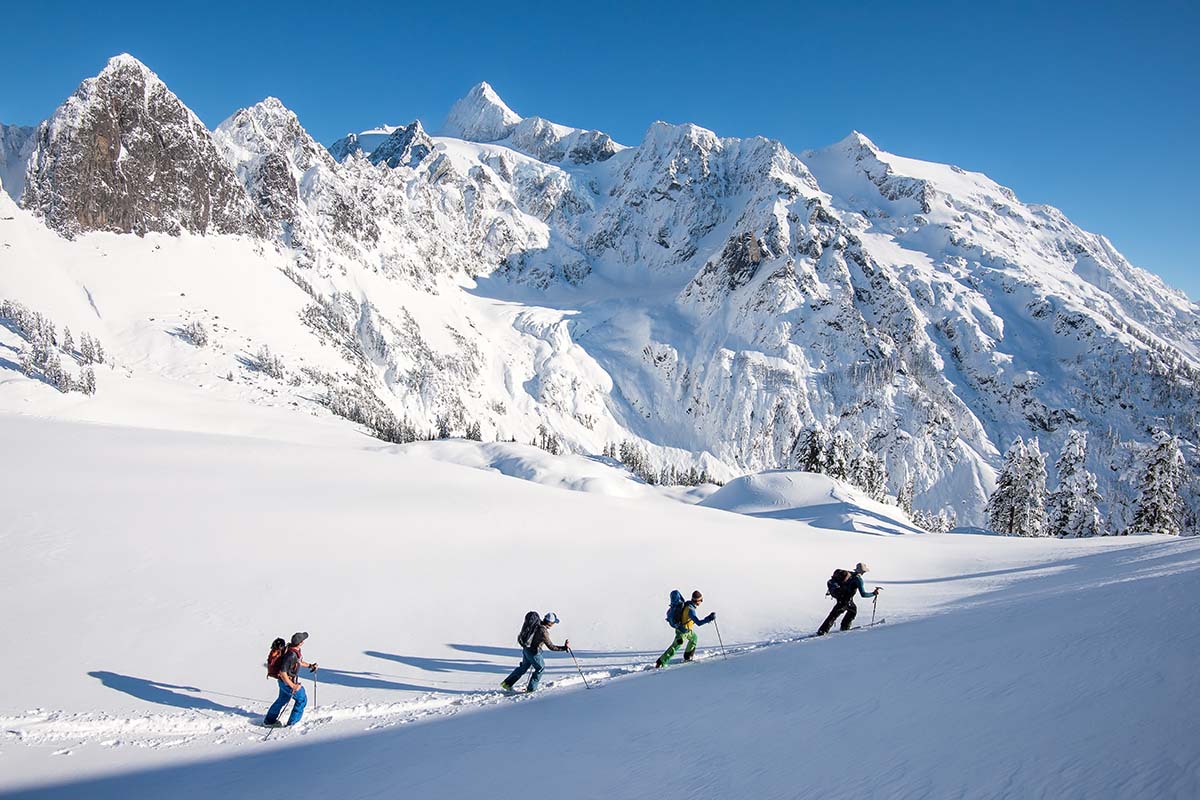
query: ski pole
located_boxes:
[872,593,878,625]
[714,620,728,660]
[312,671,318,710]
[567,647,591,690]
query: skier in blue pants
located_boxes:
[265,632,318,727]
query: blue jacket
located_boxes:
[850,574,876,599]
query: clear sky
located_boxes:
[2,0,1196,299]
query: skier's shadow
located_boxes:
[446,643,663,661]
[88,671,259,718]
[317,667,475,695]
[364,650,510,675]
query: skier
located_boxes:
[656,590,715,668]
[817,563,881,635]
[264,632,318,727]
[502,612,569,692]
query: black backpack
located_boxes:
[827,569,856,601]
[517,611,542,648]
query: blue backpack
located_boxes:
[665,590,685,629]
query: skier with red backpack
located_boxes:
[502,612,569,692]
[264,632,318,727]
[817,563,881,635]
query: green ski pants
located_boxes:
[659,629,698,664]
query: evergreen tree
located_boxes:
[465,420,482,441]
[80,333,96,365]
[63,326,75,356]
[80,367,97,395]
[897,477,915,516]
[827,432,852,481]
[987,438,1027,535]
[1015,438,1048,537]
[1048,430,1104,537]
[1130,429,1187,536]
[799,427,831,473]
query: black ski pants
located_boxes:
[817,597,856,635]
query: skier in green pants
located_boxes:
[656,590,715,668]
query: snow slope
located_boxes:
[1,414,1195,797]
[701,470,924,535]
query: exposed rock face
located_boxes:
[22,54,264,238]
[0,123,38,202]
[327,132,362,162]
[368,121,433,169]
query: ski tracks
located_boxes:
[2,623,885,754]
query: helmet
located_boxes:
[543,612,560,624]
[855,563,869,574]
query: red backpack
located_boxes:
[266,637,288,678]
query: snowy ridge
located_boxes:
[1,55,1198,528]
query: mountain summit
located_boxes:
[22,54,263,238]
[440,81,522,142]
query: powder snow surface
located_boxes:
[0,415,1195,798]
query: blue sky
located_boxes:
[2,1,1196,298]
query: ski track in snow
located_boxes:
[1,626,876,753]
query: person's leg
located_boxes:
[264,679,291,724]
[286,685,307,725]
[817,601,847,635]
[657,632,686,666]
[527,650,547,691]
[839,600,858,631]
[682,630,699,661]
[504,649,534,688]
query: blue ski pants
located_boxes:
[505,647,546,691]
[265,679,307,726]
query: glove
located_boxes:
[309,663,319,673]
[564,639,570,649]
[707,612,716,622]
[874,588,882,595]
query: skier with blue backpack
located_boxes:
[502,611,569,692]
[656,590,715,668]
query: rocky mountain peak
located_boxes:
[367,120,433,169]
[441,81,522,142]
[22,54,265,238]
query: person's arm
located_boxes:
[543,630,569,652]
[689,607,715,626]
[857,576,879,598]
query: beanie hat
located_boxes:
[855,563,869,574]
[691,590,703,601]
[291,631,309,646]
[542,612,559,624]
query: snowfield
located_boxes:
[1,414,1196,798]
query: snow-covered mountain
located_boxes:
[2,54,1197,527]
[22,55,264,237]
